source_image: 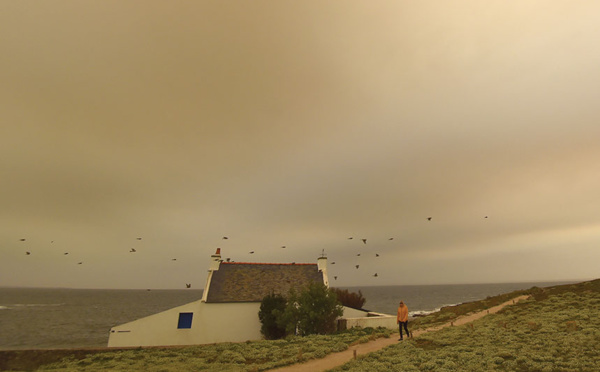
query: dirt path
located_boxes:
[269,295,530,372]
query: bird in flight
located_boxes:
[356,253,361,256]
[389,238,394,240]
[376,253,380,257]
[64,252,69,255]
[427,217,432,221]
[25,251,31,255]
[348,237,353,240]
[281,246,286,248]
[373,273,378,277]
[249,251,254,254]
[334,276,338,280]
[20,239,26,241]
[136,237,142,240]
[361,239,367,244]
[130,248,137,253]
[222,236,228,240]
[355,264,360,269]
[171,258,177,261]
[226,258,231,262]
[484,216,488,219]
[185,283,191,288]
[77,262,83,265]
[331,261,336,264]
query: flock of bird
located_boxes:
[17,216,490,287]
[239,235,386,281]
[17,236,189,284]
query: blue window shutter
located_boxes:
[177,312,193,329]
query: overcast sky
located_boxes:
[2,1,599,289]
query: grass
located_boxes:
[409,287,532,331]
[332,279,600,372]
[18,327,394,371]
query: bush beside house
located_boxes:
[259,282,344,338]
[258,292,287,340]
[332,288,366,309]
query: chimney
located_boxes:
[202,248,222,302]
[209,248,222,271]
[317,255,329,287]
[317,255,327,271]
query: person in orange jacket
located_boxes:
[397,300,410,340]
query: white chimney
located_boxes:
[202,248,222,302]
[209,248,222,271]
[317,255,329,288]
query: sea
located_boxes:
[0,281,574,350]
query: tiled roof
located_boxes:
[205,262,324,303]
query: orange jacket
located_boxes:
[397,304,409,323]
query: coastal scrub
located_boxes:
[36,327,393,371]
[332,280,600,371]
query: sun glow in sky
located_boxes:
[1,1,599,289]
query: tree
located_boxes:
[258,292,287,339]
[282,282,344,336]
[332,288,367,309]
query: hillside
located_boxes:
[333,279,600,371]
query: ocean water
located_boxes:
[0,288,203,350]
[0,281,572,350]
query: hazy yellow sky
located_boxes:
[2,1,599,289]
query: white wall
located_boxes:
[341,307,398,330]
[344,314,397,330]
[108,300,262,347]
[342,306,370,318]
[108,302,397,348]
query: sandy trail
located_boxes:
[269,295,530,372]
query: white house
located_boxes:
[107,249,395,348]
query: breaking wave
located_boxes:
[2,303,65,309]
[410,303,459,317]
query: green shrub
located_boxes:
[282,282,344,336]
[332,288,367,309]
[215,349,246,364]
[258,291,288,339]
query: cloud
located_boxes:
[1,1,600,288]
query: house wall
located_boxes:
[346,315,398,329]
[342,306,371,318]
[339,307,397,330]
[107,302,396,348]
[108,300,262,347]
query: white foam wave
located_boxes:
[410,309,440,317]
[409,303,460,317]
[7,303,65,308]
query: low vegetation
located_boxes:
[32,327,394,371]
[409,287,532,331]
[333,279,600,371]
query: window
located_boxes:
[177,312,193,329]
